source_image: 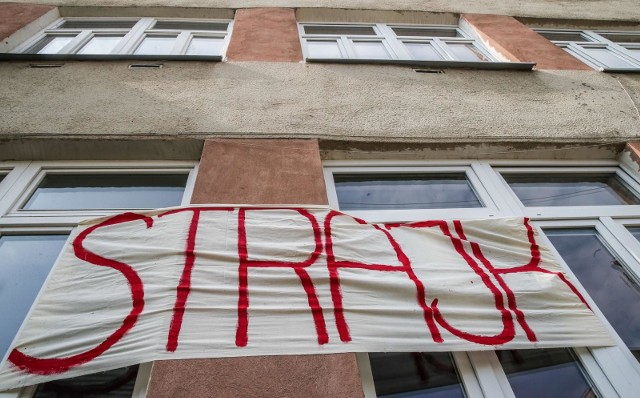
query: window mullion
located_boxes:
[572,347,619,398]
[452,352,485,397]
[432,38,456,60]
[58,30,90,54]
[114,18,153,54]
[171,31,191,55]
[377,24,411,59]
[466,351,513,398]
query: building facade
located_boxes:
[1,0,640,397]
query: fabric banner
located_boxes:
[0,206,613,389]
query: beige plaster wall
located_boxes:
[1,62,639,144]
[2,0,640,22]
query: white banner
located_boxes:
[0,206,613,389]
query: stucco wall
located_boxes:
[1,62,638,143]
[3,0,640,22]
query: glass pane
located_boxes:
[598,33,640,43]
[404,42,443,60]
[537,31,591,42]
[370,352,466,398]
[447,43,488,61]
[29,36,75,54]
[0,235,68,360]
[392,27,460,38]
[352,41,391,59]
[307,40,342,58]
[624,46,640,59]
[334,173,482,210]
[503,172,640,207]
[546,229,640,361]
[186,37,224,55]
[497,348,595,398]
[59,20,137,29]
[627,226,640,243]
[152,21,228,31]
[34,366,139,398]
[77,35,124,54]
[581,46,636,68]
[304,25,376,36]
[134,35,177,55]
[22,173,188,210]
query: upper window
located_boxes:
[298,23,531,69]
[10,17,232,59]
[536,29,640,71]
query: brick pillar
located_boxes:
[462,14,592,70]
[226,8,303,62]
[0,2,56,41]
[145,139,364,398]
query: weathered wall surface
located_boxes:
[3,0,640,22]
[1,62,638,143]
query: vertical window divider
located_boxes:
[113,18,153,54]
[355,353,377,398]
[60,30,91,54]
[451,352,484,397]
[466,351,513,398]
[572,346,619,398]
[171,31,192,55]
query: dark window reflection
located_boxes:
[546,229,640,361]
[370,352,466,398]
[23,173,188,210]
[503,173,640,207]
[334,174,482,210]
[497,349,595,398]
[0,234,68,360]
[34,366,139,398]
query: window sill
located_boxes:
[600,67,640,73]
[306,57,535,71]
[0,54,222,62]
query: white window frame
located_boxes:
[0,160,198,398]
[298,22,499,63]
[324,159,640,397]
[535,29,640,71]
[11,17,233,58]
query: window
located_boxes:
[0,161,197,398]
[299,23,533,69]
[9,18,232,59]
[325,159,640,397]
[536,29,640,71]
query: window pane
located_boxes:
[304,25,376,36]
[546,229,640,361]
[503,172,640,207]
[59,20,137,29]
[186,37,224,55]
[22,173,188,210]
[580,46,636,68]
[28,35,75,54]
[152,21,228,31]
[392,27,460,38]
[537,31,591,42]
[34,365,139,398]
[307,40,342,58]
[627,226,640,243]
[370,352,466,398]
[334,173,482,210]
[134,35,177,55]
[497,348,595,398]
[0,235,68,360]
[352,41,391,59]
[598,33,640,43]
[404,42,443,60]
[77,35,124,54]
[447,43,488,61]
